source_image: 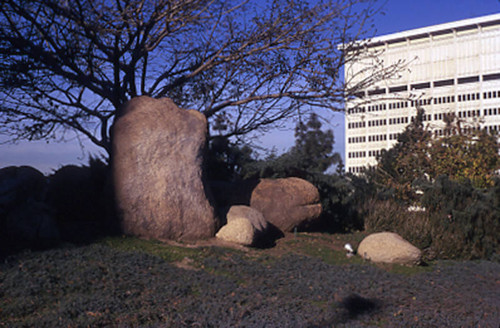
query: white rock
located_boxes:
[216,218,255,246]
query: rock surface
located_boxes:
[0,166,57,249]
[112,96,217,241]
[357,232,422,265]
[216,205,270,246]
[47,165,94,223]
[226,205,268,234]
[0,166,46,213]
[216,218,255,246]
[250,177,322,232]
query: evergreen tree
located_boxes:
[244,113,342,179]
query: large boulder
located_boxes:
[357,232,422,266]
[0,166,56,251]
[112,96,218,241]
[47,163,117,242]
[250,177,322,232]
[0,166,46,215]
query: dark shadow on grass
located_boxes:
[340,293,381,319]
[252,223,285,249]
[310,293,382,327]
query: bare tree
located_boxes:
[0,0,401,155]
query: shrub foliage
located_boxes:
[365,110,500,260]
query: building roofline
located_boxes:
[369,13,500,45]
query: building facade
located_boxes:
[344,13,500,174]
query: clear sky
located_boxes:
[1,0,499,174]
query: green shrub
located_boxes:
[422,176,500,260]
[363,198,432,251]
[364,176,500,260]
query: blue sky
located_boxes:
[1,0,499,174]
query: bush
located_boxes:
[364,176,500,260]
[363,199,432,252]
[298,172,365,233]
[422,176,500,260]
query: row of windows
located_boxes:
[348,166,366,173]
[389,132,402,140]
[347,136,366,144]
[348,116,413,129]
[368,149,385,157]
[348,149,387,158]
[433,125,500,136]
[349,133,401,144]
[458,93,480,102]
[348,121,366,129]
[368,119,387,127]
[433,95,455,105]
[388,117,410,125]
[458,110,481,118]
[350,121,500,144]
[348,151,367,159]
[368,134,387,142]
[349,107,500,129]
[484,107,500,116]
[348,89,500,115]
[367,116,410,127]
[358,72,500,97]
[411,99,432,107]
[388,101,410,110]
[367,104,387,112]
[484,90,500,99]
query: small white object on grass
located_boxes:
[344,243,355,257]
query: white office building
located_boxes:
[344,13,500,174]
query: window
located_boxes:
[411,82,431,90]
[389,85,408,93]
[434,79,454,87]
[368,88,386,95]
[458,76,479,84]
[483,73,500,81]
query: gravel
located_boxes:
[1,242,499,327]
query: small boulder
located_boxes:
[218,205,272,246]
[226,205,268,234]
[357,232,422,265]
[216,218,254,246]
[112,96,218,241]
[250,177,322,232]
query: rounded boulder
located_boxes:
[250,177,322,232]
[358,232,422,266]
